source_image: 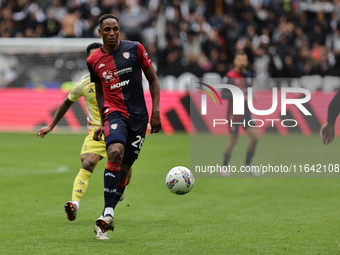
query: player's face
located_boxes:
[234,54,248,74]
[98,18,120,49]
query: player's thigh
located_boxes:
[243,109,258,138]
[104,113,129,150]
[122,121,148,167]
[228,122,239,142]
[120,163,131,180]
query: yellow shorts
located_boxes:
[80,128,106,158]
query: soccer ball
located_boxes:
[165,166,194,195]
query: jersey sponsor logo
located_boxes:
[122,52,130,59]
[114,67,132,77]
[102,70,115,83]
[110,80,130,89]
[99,63,105,69]
[111,123,118,130]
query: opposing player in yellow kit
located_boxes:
[37,42,132,239]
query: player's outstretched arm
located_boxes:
[144,65,161,133]
[320,88,340,144]
[37,98,74,138]
[320,122,335,145]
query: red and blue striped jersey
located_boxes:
[87,40,152,121]
[223,69,253,121]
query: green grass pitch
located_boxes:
[1,132,340,254]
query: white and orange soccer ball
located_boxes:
[165,166,194,195]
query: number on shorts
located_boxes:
[132,135,144,149]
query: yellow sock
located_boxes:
[71,168,92,203]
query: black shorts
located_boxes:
[228,107,255,134]
[104,112,148,166]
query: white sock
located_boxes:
[103,207,114,218]
[72,201,80,210]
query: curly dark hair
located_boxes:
[98,14,119,27]
[86,42,102,56]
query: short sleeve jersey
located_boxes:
[67,73,101,129]
[224,69,253,121]
[87,40,152,121]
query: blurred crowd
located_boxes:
[1,0,340,79]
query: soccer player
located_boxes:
[87,14,161,238]
[320,88,340,145]
[221,51,259,176]
[37,42,132,240]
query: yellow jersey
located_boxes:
[68,73,101,130]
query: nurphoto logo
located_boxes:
[198,83,312,128]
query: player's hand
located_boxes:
[150,111,161,134]
[93,126,104,141]
[320,122,335,145]
[37,126,52,138]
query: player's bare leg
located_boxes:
[221,133,238,176]
[223,133,238,165]
[81,153,103,173]
[65,153,102,221]
[126,167,132,185]
[119,167,132,201]
[246,127,258,153]
[245,127,259,175]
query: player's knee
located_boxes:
[230,137,238,145]
[81,159,96,173]
[107,148,124,163]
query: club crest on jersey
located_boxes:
[123,52,130,59]
[111,123,118,130]
[102,70,115,83]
